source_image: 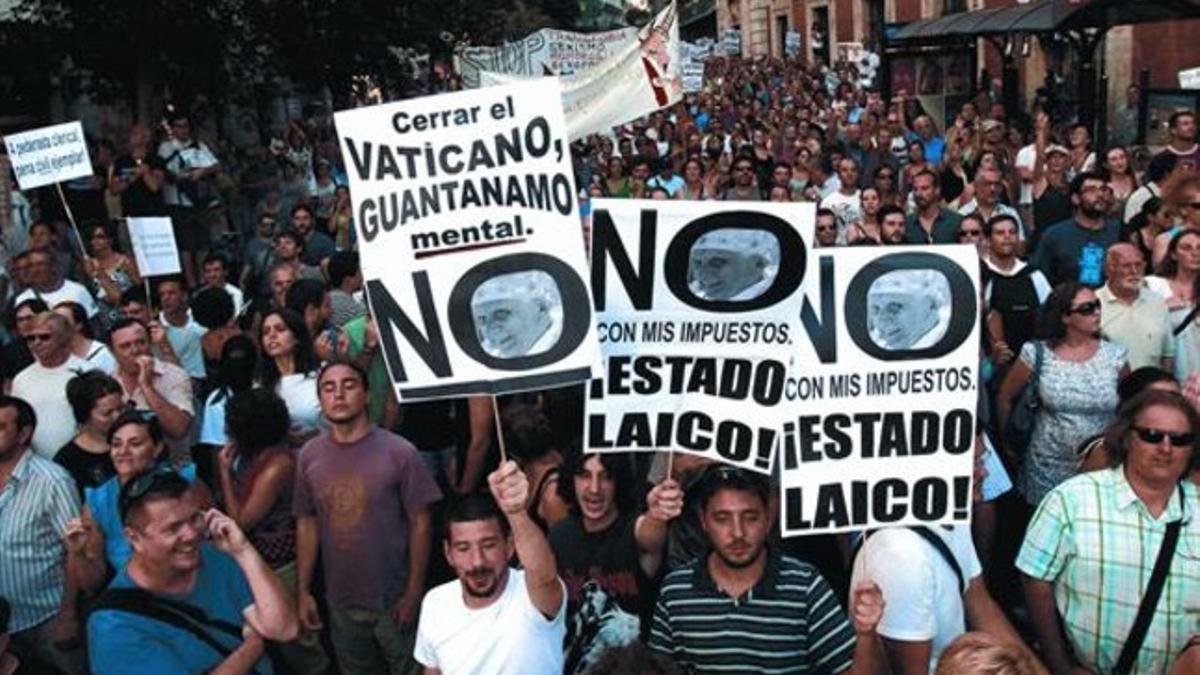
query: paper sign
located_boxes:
[3,121,93,190]
[586,199,814,474]
[778,246,980,536]
[127,217,182,276]
[334,78,600,401]
[1180,66,1200,90]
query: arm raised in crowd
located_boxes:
[635,477,683,578]
[64,506,109,593]
[135,355,192,439]
[488,460,563,619]
[204,509,297,642]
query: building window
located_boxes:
[944,0,967,14]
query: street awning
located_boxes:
[890,0,1200,44]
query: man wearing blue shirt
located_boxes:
[87,471,297,675]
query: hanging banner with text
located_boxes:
[456,24,638,89]
[779,245,980,535]
[481,2,682,140]
[586,199,814,474]
[3,121,93,190]
[334,78,599,400]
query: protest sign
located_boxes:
[334,78,600,401]
[778,245,980,536]
[723,28,741,56]
[785,31,802,58]
[1180,66,1200,90]
[481,3,682,140]
[457,24,638,89]
[682,61,705,93]
[586,199,814,474]
[127,217,182,276]
[3,121,92,191]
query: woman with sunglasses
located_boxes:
[1018,389,1198,675]
[997,282,1129,509]
[80,223,140,334]
[63,410,210,593]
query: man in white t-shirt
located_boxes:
[414,461,567,675]
[14,249,98,319]
[851,525,1029,674]
[820,157,864,244]
[11,312,94,458]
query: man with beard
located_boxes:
[1032,171,1120,287]
[415,462,567,675]
[87,471,297,674]
[294,362,441,675]
[550,453,682,674]
[648,467,888,674]
[905,170,961,244]
[879,205,908,246]
[984,215,1052,372]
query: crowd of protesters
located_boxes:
[0,52,1198,675]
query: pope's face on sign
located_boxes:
[868,272,949,350]
[691,248,765,300]
[475,296,551,358]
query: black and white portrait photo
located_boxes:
[687,228,781,301]
[867,269,952,350]
[471,270,564,358]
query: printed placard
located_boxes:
[778,246,980,535]
[586,199,814,473]
[3,121,93,190]
[127,217,182,276]
[334,78,599,401]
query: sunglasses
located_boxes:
[24,333,53,344]
[1132,426,1195,447]
[959,229,982,238]
[1067,300,1101,316]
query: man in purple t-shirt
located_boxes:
[293,361,442,675]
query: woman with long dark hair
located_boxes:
[997,282,1129,507]
[56,371,124,495]
[1148,230,1200,380]
[258,308,323,440]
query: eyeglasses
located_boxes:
[959,229,982,238]
[117,464,181,521]
[1067,300,1101,316]
[24,333,53,344]
[1132,426,1195,447]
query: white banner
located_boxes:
[1179,66,1200,90]
[682,61,704,93]
[778,246,980,536]
[3,121,92,190]
[127,217,182,276]
[586,199,815,474]
[723,28,741,56]
[334,79,600,400]
[785,31,802,58]
[457,24,638,89]
[481,2,682,139]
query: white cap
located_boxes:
[472,271,558,309]
[693,229,779,266]
[869,269,950,307]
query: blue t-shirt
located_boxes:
[85,463,199,572]
[87,543,271,675]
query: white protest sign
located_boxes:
[126,217,182,276]
[3,121,92,190]
[723,28,741,56]
[1180,66,1200,90]
[481,3,682,140]
[586,199,814,474]
[457,24,638,89]
[778,246,980,536]
[785,31,802,58]
[334,78,599,401]
[682,61,705,93]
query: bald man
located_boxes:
[1096,243,1175,371]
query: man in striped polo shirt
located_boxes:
[648,467,887,674]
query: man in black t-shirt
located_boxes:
[108,124,167,217]
[549,452,681,675]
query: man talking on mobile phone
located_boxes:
[86,471,298,675]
